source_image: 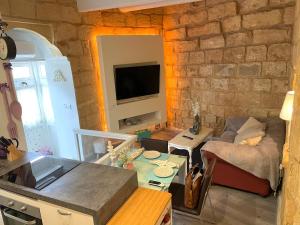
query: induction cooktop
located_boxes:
[0,156,80,190]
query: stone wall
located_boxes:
[0,0,163,130]
[163,0,295,132]
[281,0,300,223]
[0,0,296,133]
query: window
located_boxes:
[12,61,54,127]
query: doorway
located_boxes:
[7,28,80,159]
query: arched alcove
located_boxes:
[1,28,80,159]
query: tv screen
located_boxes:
[114,64,160,101]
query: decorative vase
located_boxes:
[189,113,201,135]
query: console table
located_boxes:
[168,127,214,170]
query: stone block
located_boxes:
[272,79,289,93]
[269,0,295,6]
[200,91,216,104]
[226,32,252,47]
[151,15,163,26]
[208,105,225,117]
[206,0,232,7]
[82,11,102,25]
[163,15,179,29]
[242,10,282,30]
[238,63,262,76]
[214,64,236,77]
[55,23,77,42]
[193,78,210,89]
[235,92,260,106]
[188,22,221,37]
[61,6,81,24]
[79,55,93,71]
[284,7,295,25]
[136,14,151,27]
[260,93,285,108]
[199,65,213,77]
[165,28,186,41]
[187,65,198,77]
[205,114,217,124]
[262,62,287,77]
[78,25,93,40]
[0,0,10,15]
[180,10,207,25]
[173,66,187,77]
[253,29,291,44]
[215,92,235,105]
[224,106,248,117]
[239,0,268,14]
[211,79,229,90]
[248,108,268,118]
[189,51,205,64]
[11,0,35,19]
[175,52,189,65]
[67,40,84,56]
[246,45,267,62]
[253,79,271,92]
[200,35,225,49]
[205,49,223,63]
[102,13,126,26]
[37,3,62,21]
[177,78,191,89]
[222,16,241,33]
[224,47,245,63]
[174,40,198,52]
[207,2,237,21]
[229,78,252,92]
[268,43,292,61]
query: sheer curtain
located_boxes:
[12,61,56,154]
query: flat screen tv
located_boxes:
[114,64,160,102]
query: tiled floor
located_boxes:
[174,185,277,225]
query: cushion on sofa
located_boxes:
[237,117,266,134]
[237,117,265,134]
[220,131,236,143]
[234,127,265,145]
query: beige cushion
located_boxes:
[240,136,263,146]
[237,117,265,134]
[234,127,265,145]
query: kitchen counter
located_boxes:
[0,152,138,225]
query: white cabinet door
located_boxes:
[39,201,94,225]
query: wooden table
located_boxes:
[168,127,213,170]
[107,188,172,225]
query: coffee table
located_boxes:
[168,127,214,170]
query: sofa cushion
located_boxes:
[234,127,265,145]
[237,117,265,134]
[224,117,248,132]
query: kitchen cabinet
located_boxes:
[39,201,94,225]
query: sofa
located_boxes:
[201,117,285,196]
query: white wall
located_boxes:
[97,35,166,133]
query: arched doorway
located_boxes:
[6,28,80,159]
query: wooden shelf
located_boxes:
[107,188,172,225]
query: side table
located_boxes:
[168,127,214,170]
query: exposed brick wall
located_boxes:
[163,0,295,133]
[0,0,163,130]
[281,0,300,223]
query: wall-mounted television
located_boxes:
[114,64,160,103]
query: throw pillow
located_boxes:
[234,127,265,145]
[240,136,263,146]
[237,117,265,134]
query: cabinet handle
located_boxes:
[57,209,72,216]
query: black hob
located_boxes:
[0,156,80,190]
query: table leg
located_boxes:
[189,149,192,170]
[168,144,171,154]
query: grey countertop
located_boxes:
[0,152,138,225]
